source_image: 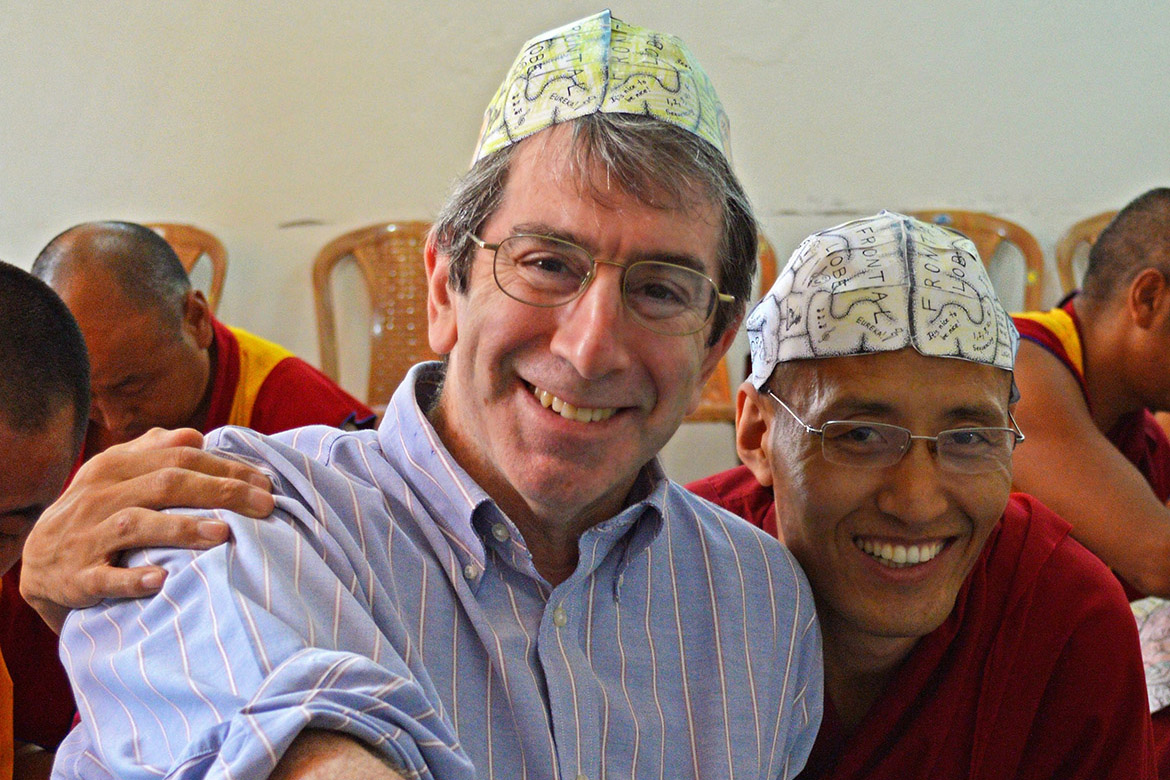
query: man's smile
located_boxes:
[853,535,949,568]
[530,383,618,423]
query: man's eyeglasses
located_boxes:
[469,233,734,336]
[767,390,1025,474]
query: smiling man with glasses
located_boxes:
[37,11,821,780]
[690,211,1154,779]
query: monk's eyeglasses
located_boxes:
[766,390,1025,474]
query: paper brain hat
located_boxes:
[747,211,1019,388]
[471,9,731,165]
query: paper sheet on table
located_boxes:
[1133,596,1170,712]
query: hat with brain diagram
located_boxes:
[747,210,1019,388]
[471,9,731,165]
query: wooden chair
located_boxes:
[908,210,1046,311]
[1055,211,1117,295]
[312,222,436,412]
[685,233,779,424]
[146,223,228,312]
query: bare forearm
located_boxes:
[270,730,405,780]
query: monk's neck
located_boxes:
[1075,299,1142,432]
[821,621,917,733]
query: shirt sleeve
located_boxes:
[777,555,823,780]
[53,470,474,779]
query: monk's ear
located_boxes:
[182,290,214,350]
[1128,268,1169,330]
[426,232,458,355]
[736,382,775,488]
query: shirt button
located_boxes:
[575,774,589,780]
[552,606,568,627]
[463,563,477,580]
[491,523,510,542]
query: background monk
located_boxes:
[1011,189,1170,599]
[1011,188,1170,774]
[3,221,372,751]
[0,261,91,779]
[690,211,1154,779]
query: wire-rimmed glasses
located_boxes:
[470,233,733,336]
[767,390,1024,474]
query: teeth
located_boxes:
[531,385,617,423]
[855,537,945,569]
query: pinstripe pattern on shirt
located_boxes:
[55,363,822,780]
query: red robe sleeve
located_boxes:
[247,356,375,434]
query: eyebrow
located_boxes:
[509,222,710,275]
[940,403,1008,427]
[823,398,1006,427]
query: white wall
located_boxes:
[3,1,1168,482]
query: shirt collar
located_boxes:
[379,362,672,579]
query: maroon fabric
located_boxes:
[688,467,1155,780]
[1013,297,1170,600]
[0,317,374,749]
[0,563,71,750]
[203,318,375,432]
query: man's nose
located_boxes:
[90,399,135,434]
[874,439,951,525]
[548,263,634,380]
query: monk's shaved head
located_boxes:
[32,221,191,325]
[0,260,89,449]
[1082,188,1170,306]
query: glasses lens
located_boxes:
[820,421,910,468]
[494,235,592,306]
[624,262,718,336]
[936,428,1016,474]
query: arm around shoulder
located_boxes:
[54,478,473,780]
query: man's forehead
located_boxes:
[785,350,1012,412]
[492,128,723,273]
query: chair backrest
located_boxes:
[145,223,228,312]
[685,232,779,424]
[908,210,1046,311]
[1055,210,1117,296]
[312,221,436,410]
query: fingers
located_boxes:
[21,508,242,630]
[82,563,171,602]
[19,426,277,626]
[133,467,275,516]
[71,428,273,493]
[99,508,233,552]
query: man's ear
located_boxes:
[687,313,744,414]
[425,232,458,355]
[1128,268,1169,330]
[736,382,775,488]
[182,289,214,350]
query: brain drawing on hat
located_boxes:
[472,9,731,165]
[747,211,1019,388]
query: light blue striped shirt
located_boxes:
[54,363,822,780]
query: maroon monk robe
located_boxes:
[689,466,1154,780]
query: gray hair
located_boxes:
[432,113,757,345]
